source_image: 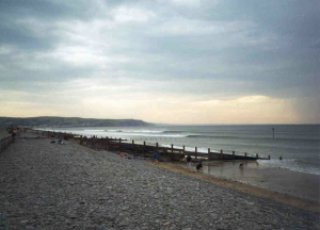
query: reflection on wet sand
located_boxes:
[190,160,320,203]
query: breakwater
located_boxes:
[35,129,270,162]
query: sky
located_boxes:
[0,0,319,124]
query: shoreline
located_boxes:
[202,160,320,203]
[31,129,320,210]
[1,133,319,229]
[35,129,320,212]
[151,162,320,213]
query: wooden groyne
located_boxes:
[34,130,270,162]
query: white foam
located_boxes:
[83,129,105,132]
[105,130,187,138]
[258,159,320,176]
[160,144,218,154]
[106,129,164,134]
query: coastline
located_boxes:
[33,128,320,210]
[0,132,318,229]
[32,129,320,208]
[151,162,320,213]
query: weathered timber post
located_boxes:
[245,152,247,157]
[156,142,159,149]
[208,148,211,161]
[143,141,146,154]
[268,155,271,160]
[256,153,259,159]
[232,151,235,159]
[183,145,185,153]
[195,147,198,160]
[171,144,174,153]
[105,137,109,150]
[220,149,223,159]
[272,127,275,139]
[131,140,135,153]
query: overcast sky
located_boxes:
[0,0,319,124]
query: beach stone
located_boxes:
[0,133,318,230]
[20,219,29,224]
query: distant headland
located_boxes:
[0,116,150,128]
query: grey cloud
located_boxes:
[0,0,319,121]
[0,0,98,20]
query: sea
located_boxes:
[39,124,320,201]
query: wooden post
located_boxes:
[143,141,146,154]
[183,145,185,153]
[272,127,275,139]
[156,142,159,149]
[195,147,198,160]
[171,144,174,153]
[245,152,247,157]
[132,140,135,144]
[119,138,122,143]
[268,155,271,160]
[220,149,223,159]
[256,153,259,159]
[208,148,211,161]
[105,137,109,150]
[232,151,235,159]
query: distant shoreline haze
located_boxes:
[0,116,319,128]
[0,116,150,128]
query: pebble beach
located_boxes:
[0,133,319,230]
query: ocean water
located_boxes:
[42,124,320,176]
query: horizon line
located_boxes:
[1,115,319,126]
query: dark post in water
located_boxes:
[272,127,275,139]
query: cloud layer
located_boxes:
[0,0,319,123]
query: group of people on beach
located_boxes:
[186,154,203,171]
[151,151,203,171]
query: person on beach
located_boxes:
[196,161,203,171]
[12,129,17,138]
[11,129,17,142]
[186,155,192,167]
[152,150,160,162]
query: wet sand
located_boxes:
[154,162,320,213]
[199,160,320,203]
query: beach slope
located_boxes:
[0,134,318,229]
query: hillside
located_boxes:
[0,116,149,128]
